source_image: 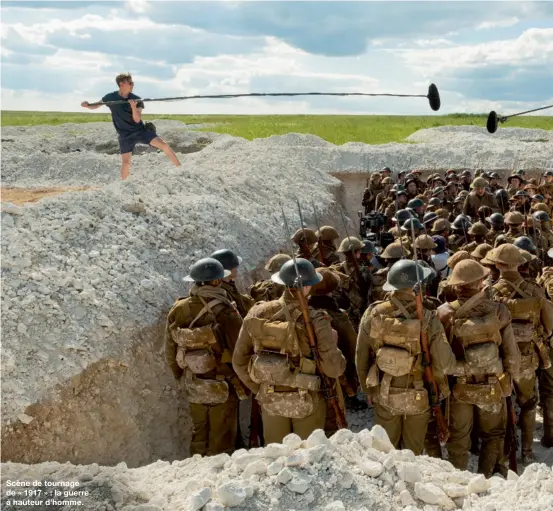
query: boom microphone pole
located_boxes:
[487,103,553,133]
[86,84,442,112]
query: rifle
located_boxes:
[296,198,313,260]
[339,207,361,278]
[312,201,328,266]
[281,203,347,430]
[505,394,519,474]
[408,211,450,444]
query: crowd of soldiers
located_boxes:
[165,165,553,480]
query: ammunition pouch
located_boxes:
[183,369,229,405]
[452,376,503,407]
[173,324,220,374]
[257,383,315,419]
[502,296,541,323]
[511,321,534,344]
[379,385,429,416]
[249,351,320,392]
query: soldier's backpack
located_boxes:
[245,297,322,419]
[367,297,430,416]
[170,297,230,405]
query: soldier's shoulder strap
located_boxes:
[450,291,487,318]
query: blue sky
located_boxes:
[1,0,552,115]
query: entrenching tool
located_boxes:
[280,203,347,430]
[487,103,553,133]
[86,84,442,111]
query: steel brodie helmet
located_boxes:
[383,259,432,292]
[271,258,323,288]
[183,257,231,282]
[210,248,242,270]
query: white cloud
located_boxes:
[476,17,520,30]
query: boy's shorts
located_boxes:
[118,127,158,154]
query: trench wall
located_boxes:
[1,184,348,468]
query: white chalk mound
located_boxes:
[2,426,552,510]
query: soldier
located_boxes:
[400,217,424,253]
[449,216,472,252]
[249,253,290,302]
[533,211,553,254]
[291,227,319,263]
[471,243,493,264]
[356,259,456,454]
[362,172,384,214]
[437,259,520,477]
[431,235,450,278]
[330,236,371,330]
[232,258,346,444]
[483,244,553,464]
[211,249,256,318]
[507,173,524,196]
[488,172,502,193]
[370,241,410,302]
[165,257,247,456]
[494,211,525,246]
[384,188,408,219]
[308,267,367,429]
[463,177,500,219]
[513,236,542,279]
[312,225,341,266]
[538,170,553,206]
[495,189,510,215]
[437,250,473,303]
[414,234,439,296]
[485,213,505,245]
[407,198,425,221]
[431,218,451,242]
[375,177,394,212]
[461,222,490,253]
[389,209,412,239]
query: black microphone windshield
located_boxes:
[487,111,499,133]
[427,83,441,111]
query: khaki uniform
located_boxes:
[375,191,391,212]
[312,240,341,266]
[448,234,468,252]
[308,294,358,435]
[437,291,520,476]
[221,279,256,318]
[249,280,285,303]
[494,227,524,247]
[329,261,370,330]
[362,183,384,213]
[463,192,500,219]
[492,272,553,459]
[165,285,245,456]
[486,229,504,246]
[356,290,456,454]
[232,290,346,444]
[371,267,391,302]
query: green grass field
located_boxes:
[1,110,552,145]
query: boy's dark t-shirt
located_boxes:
[101,91,145,138]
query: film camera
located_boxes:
[358,211,394,250]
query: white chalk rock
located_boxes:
[304,490,315,504]
[205,503,225,511]
[392,449,416,462]
[305,444,327,464]
[507,470,519,482]
[306,429,330,448]
[371,425,394,453]
[242,460,268,478]
[232,452,264,470]
[359,460,384,478]
[400,489,416,506]
[264,443,290,458]
[209,453,230,469]
[217,481,247,507]
[287,474,311,494]
[277,467,293,485]
[186,487,212,511]
[285,452,307,467]
[338,471,354,489]
[330,429,354,445]
[381,454,395,470]
[325,501,346,511]
[267,459,284,476]
[543,478,553,493]
[394,480,407,493]
[282,433,303,450]
[396,462,422,484]
[414,482,449,505]
[468,474,492,494]
[443,483,468,498]
[357,428,374,449]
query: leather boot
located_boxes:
[478,437,503,478]
[519,406,536,461]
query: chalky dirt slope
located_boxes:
[1,120,553,510]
